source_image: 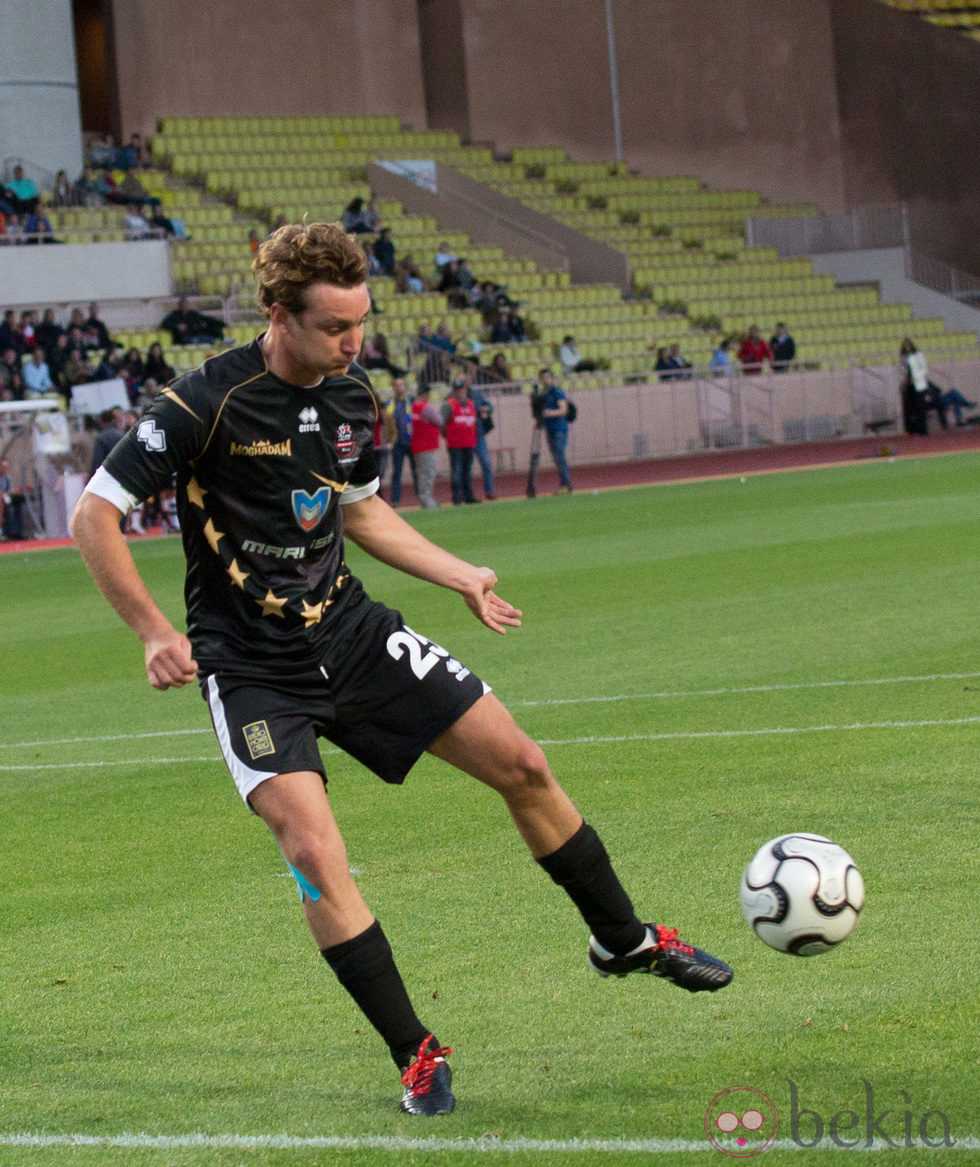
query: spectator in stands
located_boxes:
[709,336,734,376]
[88,407,126,478]
[737,325,772,374]
[5,165,40,214]
[18,311,37,351]
[37,308,64,354]
[144,341,176,384]
[372,226,396,276]
[86,132,117,168]
[431,321,456,357]
[361,332,406,378]
[52,169,73,207]
[0,457,26,540]
[0,310,22,356]
[74,167,102,207]
[123,347,146,384]
[124,204,151,238]
[941,385,977,426]
[769,322,796,372]
[415,321,450,386]
[91,343,125,383]
[395,256,428,294]
[433,240,457,270]
[22,348,55,397]
[487,352,512,382]
[84,303,112,351]
[160,297,225,345]
[490,304,524,345]
[341,197,373,234]
[64,346,95,388]
[134,376,161,414]
[438,259,470,310]
[475,281,500,317]
[95,169,121,203]
[656,342,692,381]
[0,348,21,394]
[559,334,597,374]
[249,228,261,254]
[119,168,161,207]
[46,332,71,389]
[24,206,58,243]
[120,132,151,169]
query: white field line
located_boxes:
[515,671,980,709]
[0,1132,977,1154]
[1,716,979,773]
[2,671,979,754]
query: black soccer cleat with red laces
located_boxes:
[588,923,733,992]
[400,1036,455,1115]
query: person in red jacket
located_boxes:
[442,376,480,505]
[737,325,773,374]
[409,384,442,508]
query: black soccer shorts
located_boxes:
[202,598,489,805]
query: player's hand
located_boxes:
[144,627,199,690]
[464,567,522,634]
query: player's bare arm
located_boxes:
[341,492,522,634]
[70,492,198,690]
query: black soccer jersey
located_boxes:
[98,338,380,671]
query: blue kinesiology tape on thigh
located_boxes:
[286,862,322,903]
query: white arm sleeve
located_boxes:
[83,466,142,515]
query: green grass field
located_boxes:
[1,453,978,1166]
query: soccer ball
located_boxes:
[739,833,865,956]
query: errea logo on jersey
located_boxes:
[299,406,320,433]
[136,418,166,452]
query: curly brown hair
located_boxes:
[252,221,369,318]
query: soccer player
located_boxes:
[70,222,732,1117]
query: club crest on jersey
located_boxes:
[299,406,320,433]
[291,486,332,532]
[335,423,355,456]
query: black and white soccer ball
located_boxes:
[739,833,865,956]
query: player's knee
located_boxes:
[284,836,345,900]
[494,735,553,799]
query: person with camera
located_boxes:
[468,378,496,499]
[532,368,573,495]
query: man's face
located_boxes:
[274,282,371,381]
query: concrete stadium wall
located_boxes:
[109,0,429,141]
[0,240,171,307]
[828,0,980,276]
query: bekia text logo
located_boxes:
[705,1086,778,1158]
[706,1081,955,1154]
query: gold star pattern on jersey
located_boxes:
[258,590,288,618]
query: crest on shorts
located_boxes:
[243,720,275,759]
[335,423,355,456]
[291,486,331,531]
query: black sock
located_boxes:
[322,920,432,1069]
[536,821,646,955]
